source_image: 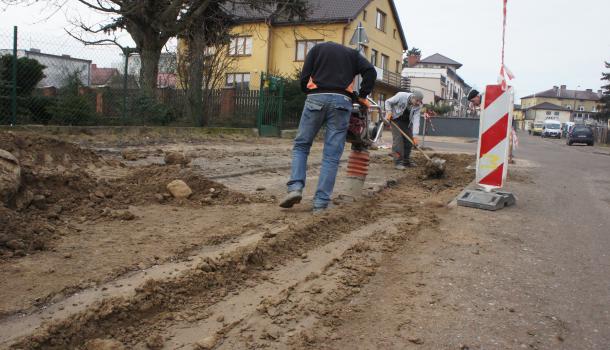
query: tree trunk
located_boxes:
[139,44,163,98]
[185,33,206,126]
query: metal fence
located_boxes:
[0,26,295,129]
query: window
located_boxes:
[363,10,367,21]
[370,49,378,66]
[578,105,585,111]
[393,29,397,39]
[375,10,386,31]
[381,54,389,70]
[395,60,401,73]
[225,73,251,89]
[554,111,559,116]
[565,105,572,110]
[296,40,322,61]
[229,36,252,56]
[546,111,551,115]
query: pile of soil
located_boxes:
[0,132,107,170]
[0,132,257,259]
[111,165,254,206]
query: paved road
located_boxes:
[325,131,610,349]
[424,140,477,154]
[508,133,610,348]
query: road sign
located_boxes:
[349,23,369,47]
[476,84,514,190]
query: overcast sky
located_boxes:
[1,0,608,99]
[396,0,609,99]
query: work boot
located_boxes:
[279,190,302,208]
[313,203,334,214]
[394,164,406,170]
[404,160,417,167]
[312,207,327,215]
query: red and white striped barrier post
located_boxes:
[476,84,514,191]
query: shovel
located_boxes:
[388,119,446,178]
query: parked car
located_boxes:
[567,125,594,146]
[541,120,561,138]
[532,122,544,136]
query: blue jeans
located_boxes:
[287,93,352,209]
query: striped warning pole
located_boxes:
[476,84,514,191]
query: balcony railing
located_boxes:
[374,67,402,89]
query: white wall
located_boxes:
[533,109,571,124]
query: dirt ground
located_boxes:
[0,129,474,349]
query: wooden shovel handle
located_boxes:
[389,120,432,162]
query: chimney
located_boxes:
[553,86,558,90]
[408,54,420,67]
[598,90,603,95]
[91,64,97,69]
[586,89,592,92]
[29,48,41,53]
[560,85,566,90]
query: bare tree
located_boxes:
[3,0,307,99]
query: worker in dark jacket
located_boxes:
[467,89,483,107]
[279,41,376,212]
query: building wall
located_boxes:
[348,0,405,75]
[178,0,407,100]
[403,65,469,113]
[531,109,571,124]
[226,22,272,90]
[521,96,601,114]
[0,49,91,88]
[406,76,440,105]
[267,23,345,79]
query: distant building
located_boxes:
[157,73,177,89]
[402,53,471,116]
[513,104,525,129]
[0,48,91,88]
[524,102,572,125]
[521,85,602,123]
[91,64,120,87]
[125,52,177,88]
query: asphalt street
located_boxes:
[506,133,610,348]
[327,131,610,349]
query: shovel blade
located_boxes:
[425,157,446,178]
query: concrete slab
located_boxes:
[456,188,516,211]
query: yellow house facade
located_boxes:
[521,85,602,122]
[182,0,408,106]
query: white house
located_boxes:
[402,53,471,116]
[524,102,572,125]
[0,49,91,88]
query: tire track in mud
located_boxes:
[10,196,397,349]
[150,215,406,349]
[0,221,281,347]
[5,154,474,349]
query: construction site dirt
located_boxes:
[0,130,474,349]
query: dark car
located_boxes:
[567,125,594,146]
